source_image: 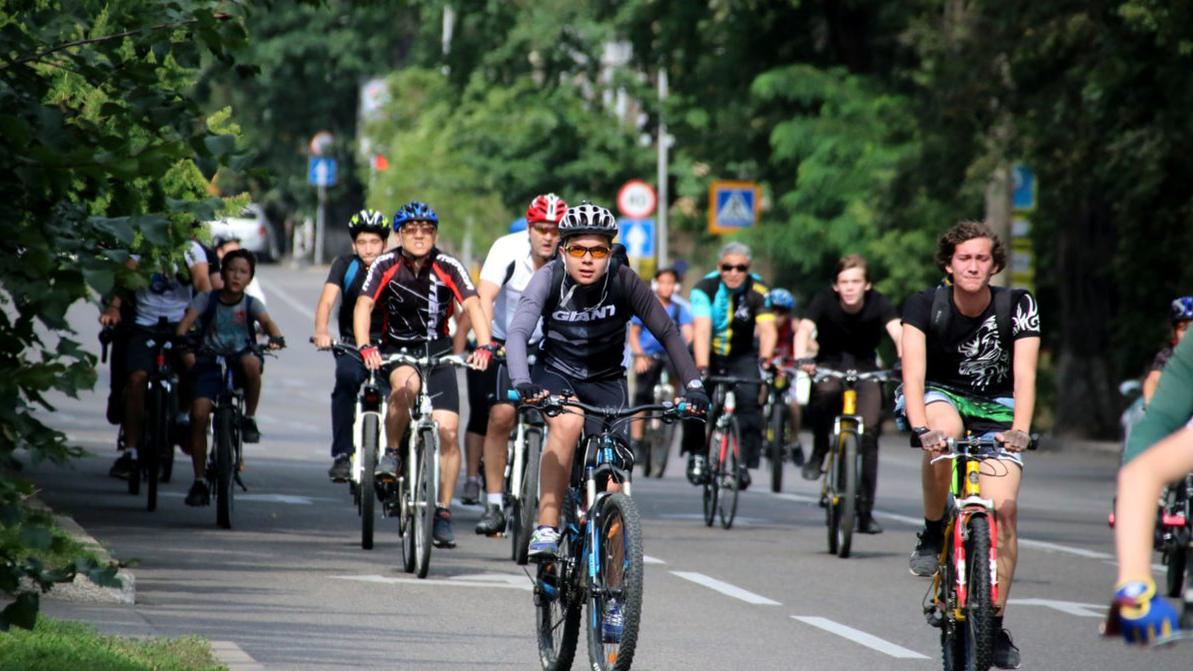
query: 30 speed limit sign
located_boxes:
[617,179,657,219]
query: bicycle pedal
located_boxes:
[234,473,248,492]
[924,608,945,629]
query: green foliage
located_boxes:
[0,0,246,627]
[0,617,223,671]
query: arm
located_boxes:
[1008,336,1040,433]
[461,295,492,369]
[885,319,904,359]
[255,310,285,343]
[100,294,123,326]
[629,323,650,375]
[353,296,374,349]
[452,309,471,354]
[900,324,930,430]
[626,268,700,388]
[176,306,199,337]
[681,322,693,346]
[794,319,817,372]
[1117,428,1193,584]
[506,267,552,385]
[1141,370,1161,404]
[190,261,211,294]
[477,279,501,326]
[756,316,777,361]
[312,283,340,349]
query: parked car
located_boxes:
[206,204,280,262]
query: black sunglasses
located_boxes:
[720,264,749,273]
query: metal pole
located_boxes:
[314,184,327,265]
[656,66,669,269]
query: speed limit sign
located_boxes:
[617,179,657,219]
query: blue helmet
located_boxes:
[1172,296,1193,325]
[769,288,795,311]
[393,201,439,231]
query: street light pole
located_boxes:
[656,66,669,269]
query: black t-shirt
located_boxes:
[325,253,382,341]
[902,286,1041,399]
[805,288,898,369]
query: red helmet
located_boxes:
[526,193,568,224]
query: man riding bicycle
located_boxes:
[628,266,694,460]
[900,221,1040,669]
[354,201,494,549]
[312,209,390,482]
[684,242,777,491]
[471,193,567,536]
[504,201,708,562]
[795,255,901,534]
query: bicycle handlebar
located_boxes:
[912,434,1040,456]
[506,390,695,421]
[704,374,764,387]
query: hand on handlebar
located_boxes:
[312,332,333,350]
[468,343,500,371]
[514,381,548,404]
[916,429,951,453]
[796,357,816,376]
[267,335,286,351]
[680,387,710,416]
[360,344,382,370]
[633,354,651,375]
[995,429,1031,452]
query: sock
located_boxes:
[923,517,944,541]
[993,614,1004,631]
[487,493,503,506]
[466,475,480,483]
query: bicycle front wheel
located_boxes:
[513,428,542,565]
[214,407,235,529]
[767,402,786,493]
[650,422,675,479]
[535,495,581,671]
[962,514,995,671]
[717,418,741,530]
[702,428,720,527]
[831,430,859,558]
[360,413,379,550]
[145,383,166,512]
[414,427,437,578]
[586,492,644,671]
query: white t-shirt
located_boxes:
[134,240,207,326]
[479,231,541,342]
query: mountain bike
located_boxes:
[383,348,470,579]
[762,370,791,493]
[917,434,1037,671]
[507,401,545,565]
[637,355,675,479]
[512,392,693,671]
[701,375,760,530]
[813,368,895,558]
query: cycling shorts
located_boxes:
[382,339,459,414]
[532,361,628,440]
[896,385,1022,466]
[192,349,261,403]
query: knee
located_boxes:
[128,371,148,390]
[489,405,516,432]
[241,356,261,377]
[995,500,1019,532]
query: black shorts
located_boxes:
[383,339,459,414]
[465,360,514,435]
[193,349,261,402]
[532,361,628,440]
[125,324,179,375]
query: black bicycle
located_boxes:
[701,375,761,529]
[513,392,696,671]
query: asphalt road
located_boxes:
[25,263,1187,670]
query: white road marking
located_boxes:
[259,278,315,320]
[791,616,929,659]
[332,573,533,591]
[1008,598,1108,618]
[209,640,265,671]
[643,555,665,565]
[1017,539,1111,560]
[670,571,780,605]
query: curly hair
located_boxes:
[935,220,1007,275]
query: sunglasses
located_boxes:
[563,245,611,259]
[402,223,436,236]
[530,223,559,235]
[720,263,749,273]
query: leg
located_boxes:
[385,366,420,450]
[124,370,148,450]
[728,357,763,469]
[240,353,262,417]
[189,398,213,480]
[857,379,884,528]
[922,402,964,520]
[483,403,517,497]
[980,462,1023,614]
[330,353,366,459]
[434,410,461,508]
[537,410,584,529]
[465,432,484,479]
[806,378,842,468]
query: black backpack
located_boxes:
[929,283,1013,352]
[197,292,259,347]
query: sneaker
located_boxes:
[185,480,210,507]
[460,477,481,505]
[327,455,351,482]
[686,454,707,485]
[475,504,507,536]
[527,525,560,561]
[909,529,942,577]
[858,514,884,535]
[994,627,1021,669]
[736,466,751,491]
[375,449,401,482]
[241,416,260,444]
[433,507,456,548]
[789,442,805,467]
[800,458,822,482]
[109,452,134,480]
[601,599,625,643]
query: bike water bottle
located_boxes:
[725,390,737,413]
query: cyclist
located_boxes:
[1141,297,1193,404]
[794,255,901,534]
[900,221,1040,669]
[211,236,268,305]
[684,241,777,490]
[767,287,806,468]
[98,238,211,480]
[312,209,390,482]
[175,249,285,506]
[628,267,693,461]
[472,193,567,535]
[355,201,496,549]
[1109,324,1193,644]
[504,201,708,563]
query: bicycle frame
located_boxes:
[942,451,1000,613]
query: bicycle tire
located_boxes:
[514,428,542,565]
[535,495,581,671]
[214,407,234,529]
[702,427,720,527]
[161,382,178,484]
[399,469,415,573]
[963,514,995,671]
[834,430,859,558]
[414,427,437,578]
[360,413,379,550]
[586,492,644,671]
[1166,543,1187,598]
[127,448,141,496]
[145,383,165,512]
[768,402,785,493]
[650,422,674,479]
[718,417,741,530]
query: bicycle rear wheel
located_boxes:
[513,428,542,565]
[535,495,581,671]
[702,428,720,527]
[832,430,859,558]
[145,383,165,512]
[414,427,437,578]
[586,492,644,671]
[718,418,741,530]
[767,402,786,493]
[214,407,234,529]
[360,414,379,550]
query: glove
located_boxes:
[997,429,1031,452]
[268,335,286,350]
[514,382,547,402]
[912,428,949,451]
[759,358,776,374]
[470,343,501,369]
[681,384,710,415]
[1108,579,1180,645]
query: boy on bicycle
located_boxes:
[627,266,693,461]
[504,201,708,562]
[175,249,286,507]
[354,201,495,548]
[900,221,1040,669]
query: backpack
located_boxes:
[342,257,362,291]
[929,284,1013,353]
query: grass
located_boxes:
[0,520,103,570]
[0,617,226,671]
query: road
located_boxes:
[25,263,1183,670]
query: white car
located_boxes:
[206,204,280,262]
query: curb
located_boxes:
[39,511,136,605]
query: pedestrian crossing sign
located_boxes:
[708,180,760,234]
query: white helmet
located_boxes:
[558,201,617,240]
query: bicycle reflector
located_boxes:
[363,387,383,407]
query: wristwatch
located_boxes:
[913,426,930,436]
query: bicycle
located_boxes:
[381,348,470,579]
[507,400,545,565]
[812,367,895,558]
[636,354,676,479]
[916,434,1037,671]
[701,375,761,530]
[512,392,693,671]
[762,369,792,493]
